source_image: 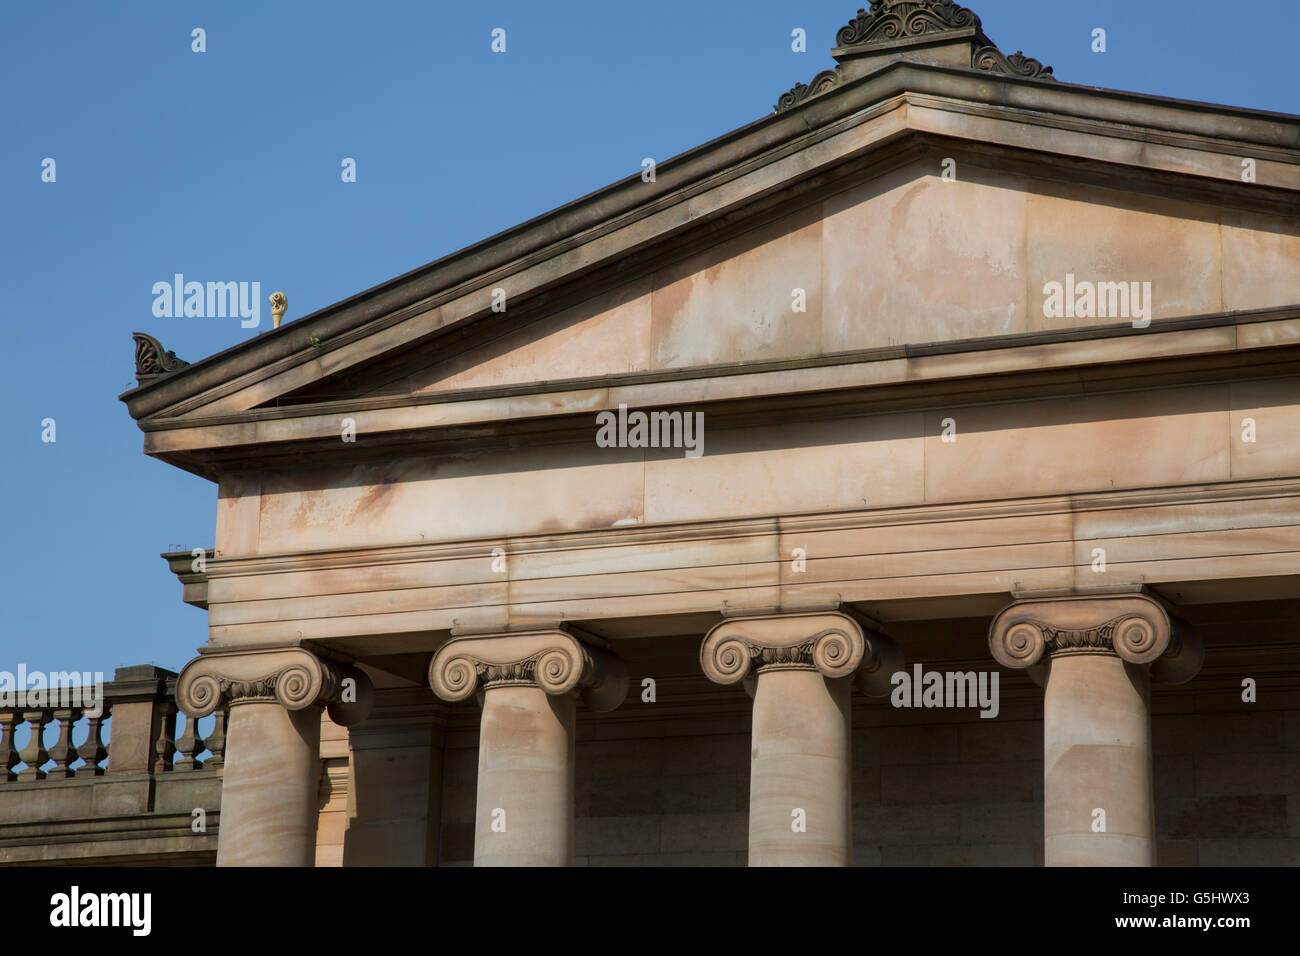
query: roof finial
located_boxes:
[774,1,1054,113]
[132,332,190,384]
[270,291,288,329]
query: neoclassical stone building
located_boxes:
[114,2,1299,866]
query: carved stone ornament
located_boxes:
[428,630,629,713]
[132,332,190,383]
[774,69,842,113]
[774,1,1055,113]
[175,647,375,726]
[269,291,287,329]
[971,44,1054,80]
[701,611,871,684]
[835,0,981,47]
[988,594,1203,684]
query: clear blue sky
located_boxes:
[2,0,1295,679]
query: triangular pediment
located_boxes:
[314,163,1299,403]
[120,12,1299,479]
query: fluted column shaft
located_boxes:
[175,647,373,867]
[429,629,628,867]
[990,593,1202,867]
[701,610,900,867]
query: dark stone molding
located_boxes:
[774,69,842,113]
[836,0,982,47]
[132,332,190,384]
[775,1,1055,114]
[971,44,1054,81]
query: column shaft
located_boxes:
[1043,653,1154,866]
[429,629,627,867]
[474,685,575,867]
[990,593,1200,868]
[216,702,322,866]
[749,669,852,866]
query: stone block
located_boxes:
[881,761,1036,804]
[855,804,960,846]
[658,812,747,853]
[1160,795,1288,839]
[576,815,661,856]
[439,822,474,863]
[956,720,1037,764]
[1198,839,1300,866]
[586,775,663,817]
[660,773,740,814]
[1156,839,1198,866]
[958,802,1041,844]
[1195,753,1298,797]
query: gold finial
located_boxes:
[269,291,288,329]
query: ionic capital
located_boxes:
[175,646,375,726]
[428,630,628,712]
[989,593,1202,682]
[701,611,874,684]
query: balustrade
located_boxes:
[0,668,226,784]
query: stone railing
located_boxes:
[0,665,226,781]
[0,665,227,865]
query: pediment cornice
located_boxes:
[136,304,1300,481]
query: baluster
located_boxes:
[153,698,177,772]
[18,709,51,781]
[0,712,20,783]
[174,710,203,771]
[47,708,81,778]
[83,706,109,776]
[204,708,227,770]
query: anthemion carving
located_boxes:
[836,0,981,46]
[131,331,189,383]
[774,68,842,113]
[971,44,1054,80]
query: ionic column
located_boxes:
[176,647,374,867]
[989,592,1202,867]
[701,610,900,867]
[428,629,627,867]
